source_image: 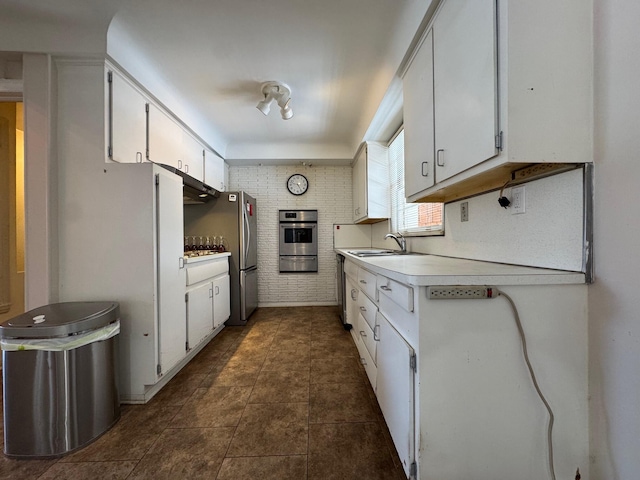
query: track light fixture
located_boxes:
[256,81,293,120]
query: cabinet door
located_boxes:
[352,148,366,221]
[156,169,186,376]
[377,312,415,478]
[109,71,147,164]
[346,277,360,345]
[213,274,231,328]
[204,149,225,191]
[148,104,182,167]
[433,0,498,181]
[403,30,435,196]
[181,132,204,181]
[187,282,214,349]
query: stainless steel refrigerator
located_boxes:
[184,191,258,325]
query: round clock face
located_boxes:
[287,174,309,195]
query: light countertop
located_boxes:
[184,252,231,264]
[336,249,585,286]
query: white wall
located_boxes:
[373,168,586,272]
[589,1,640,477]
[229,165,352,305]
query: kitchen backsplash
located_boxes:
[229,165,352,305]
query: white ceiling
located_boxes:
[2,0,435,165]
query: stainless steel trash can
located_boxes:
[0,302,121,458]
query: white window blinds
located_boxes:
[389,129,443,234]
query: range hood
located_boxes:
[157,164,220,204]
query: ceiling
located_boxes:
[1,0,436,165]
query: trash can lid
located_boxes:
[0,302,120,339]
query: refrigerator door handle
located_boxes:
[244,202,251,264]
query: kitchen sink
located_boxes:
[347,249,420,257]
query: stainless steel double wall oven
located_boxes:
[278,210,318,272]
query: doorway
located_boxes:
[0,102,25,323]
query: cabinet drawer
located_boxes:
[357,291,377,331]
[357,313,377,365]
[344,260,359,282]
[378,293,418,349]
[377,275,414,312]
[358,338,377,391]
[358,267,378,301]
[186,259,229,286]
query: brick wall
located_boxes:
[229,165,352,305]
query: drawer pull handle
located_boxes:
[351,289,358,300]
[374,324,380,341]
[436,149,445,167]
[360,330,366,338]
[209,288,213,298]
[178,159,183,169]
[359,306,366,312]
[380,285,391,292]
[359,279,367,284]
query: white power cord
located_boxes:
[497,289,556,480]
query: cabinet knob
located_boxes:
[359,330,366,337]
[136,152,143,163]
[359,279,367,284]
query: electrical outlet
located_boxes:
[511,186,526,214]
[427,286,497,299]
[460,202,469,222]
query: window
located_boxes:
[388,129,444,235]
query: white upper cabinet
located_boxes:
[204,149,226,191]
[352,142,390,224]
[147,103,183,168]
[180,131,204,182]
[403,0,592,203]
[107,70,148,164]
[432,0,498,182]
[403,30,435,198]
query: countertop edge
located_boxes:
[184,252,231,264]
[336,249,586,286]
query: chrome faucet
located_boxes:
[384,232,406,253]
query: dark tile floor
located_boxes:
[1,306,406,480]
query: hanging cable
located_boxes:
[497,289,556,480]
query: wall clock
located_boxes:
[287,174,309,195]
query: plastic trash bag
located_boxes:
[0,320,120,351]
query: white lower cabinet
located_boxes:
[377,311,416,479]
[185,255,231,351]
[342,255,589,480]
[345,259,416,479]
[186,281,214,349]
[213,274,231,329]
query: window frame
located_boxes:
[387,126,445,237]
